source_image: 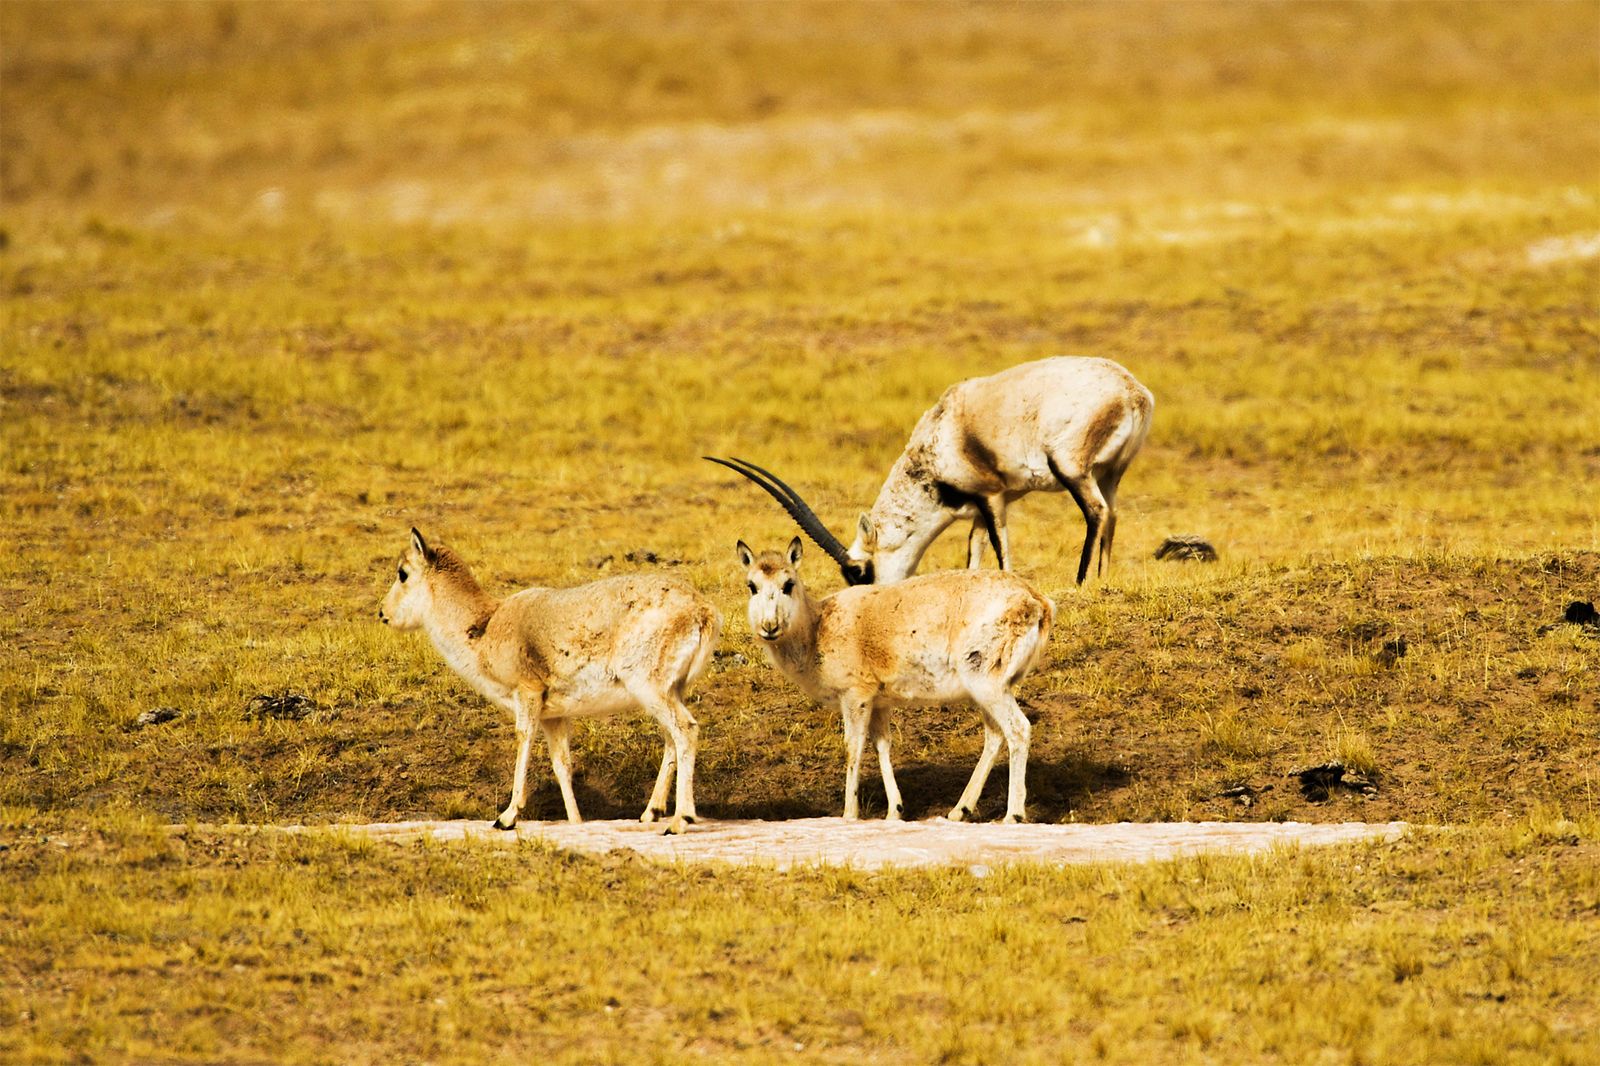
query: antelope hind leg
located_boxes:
[949,721,1004,822]
[996,696,1031,824]
[870,704,903,821]
[539,716,582,825]
[636,694,699,834]
[966,519,987,569]
[640,740,676,824]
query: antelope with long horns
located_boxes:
[379,529,721,834]
[737,536,1054,823]
[710,356,1153,586]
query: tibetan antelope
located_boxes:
[737,536,1053,823]
[379,528,721,834]
[710,356,1153,586]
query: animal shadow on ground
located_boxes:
[504,754,1130,824]
[754,753,1130,823]
[510,778,837,824]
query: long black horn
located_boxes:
[704,456,854,569]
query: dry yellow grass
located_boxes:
[2,811,1597,1065]
[2,1,1598,1061]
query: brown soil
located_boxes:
[7,553,1597,831]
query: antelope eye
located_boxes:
[746,581,758,596]
[781,579,794,596]
[398,567,408,583]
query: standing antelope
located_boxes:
[379,528,721,835]
[738,536,1053,823]
[711,356,1153,586]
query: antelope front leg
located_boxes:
[989,498,1012,571]
[540,716,582,824]
[967,498,1011,570]
[840,696,872,820]
[494,688,541,830]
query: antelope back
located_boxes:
[493,575,718,679]
[819,569,1053,684]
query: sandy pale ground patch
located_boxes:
[263,818,1411,869]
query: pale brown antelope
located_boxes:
[379,529,721,834]
[737,536,1054,823]
[710,356,1153,586]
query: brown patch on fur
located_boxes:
[427,544,470,576]
[958,430,1006,494]
[857,632,897,678]
[428,545,489,596]
[1077,401,1127,468]
[654,610,697,660]
[517,639,550,685]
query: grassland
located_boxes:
[2,1,1598,1061]
[3,811,1597,1065]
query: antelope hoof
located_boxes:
[663,815,689,836]
[886,805,904,822]
[1002,812,1026,825]
[947,806,970,823]
[491,815,517,831]
[639,808,662,824]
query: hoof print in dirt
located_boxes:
[247,691,316,721]
[1154,534,1218,562]
[1288,761,1379,802]
[134,706,183,729]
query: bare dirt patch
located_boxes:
[267,817,1410,870]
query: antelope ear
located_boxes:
[856,513,878,554]
[786,536,803,567]
[410,527,436,565]
[736,540,755,569]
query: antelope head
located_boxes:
[737,536,806,641]
[709,457,875,586]
[378,527,436,630]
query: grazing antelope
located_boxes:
[710,356,1153,586]
[379,529,721,834]
[737,536,1053,823]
